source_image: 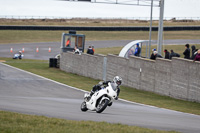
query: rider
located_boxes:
[18,51,22,59]
[89,76,122,100]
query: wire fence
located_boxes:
[0,15,200,21]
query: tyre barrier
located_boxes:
[1,25,200,31]
[49,58,58,68]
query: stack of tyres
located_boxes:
[49,58,58,68]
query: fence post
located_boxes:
[102,57,107,81]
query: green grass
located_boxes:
[0,111,177,133]
[0,30,200,44]
[0,19,200,44]
[1,57,200,116]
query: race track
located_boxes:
[0,39,200,60]
[0,62,200,133]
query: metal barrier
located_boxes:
[0,25,200,31]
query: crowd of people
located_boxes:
[150,48,180,60]
[85,43,200,62]
[149,44,200,62]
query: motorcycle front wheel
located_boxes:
[96,99,109,113]
[80,101,88,112]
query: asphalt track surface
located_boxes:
[0,39,200,60]
[1,62,200,133]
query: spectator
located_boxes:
[164,49,170,59]
[87,46,94,55]
[194,49,200,62]
[134,43,141,57]
[151,51,162,60]
[66,38,70,47]
[74,45,80,55]
[150,48,156,60]
[92,46,95,54]
[191,45,198,60]
[169,50,180,59]
[128,48,134,58]
[183,44,190,59]
[18,51,22,59]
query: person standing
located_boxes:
[66,38,70,47]
[151,51,162,60]
[194,49,200,62]
[18,51,22,59]
[150,48,156,60]
[169,50,180,59]
[134,43,141,57]
[183,44,190,59]
[92,46,95,54]
[164,49,170,59]
[191,45,198,60]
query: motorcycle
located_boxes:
[80,82,118,113]
[13,53,24,59]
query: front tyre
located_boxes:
[80,102,88,112]
[96,99,109,113]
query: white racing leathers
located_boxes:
[81,82,118,113]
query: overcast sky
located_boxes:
[0,0,200,19]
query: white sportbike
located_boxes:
[80,82,118,113]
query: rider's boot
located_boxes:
[108,102,113,107]
[87,91,94,101]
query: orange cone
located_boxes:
[48,47,51,52]
[22,48,25,53]
[36,47,39,53]
[10,48,13,53]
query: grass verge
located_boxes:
[0,30,200,44]
[0,111,177,133]
[1,57,200,116]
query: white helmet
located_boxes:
[113,76,122,86]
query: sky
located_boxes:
[0,0,200,20]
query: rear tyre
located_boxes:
[96,99,109,113]
[80,102,88,112]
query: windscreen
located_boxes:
[110,82,117,91]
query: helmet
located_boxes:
[113,76,122,86]
[152,48,156,52]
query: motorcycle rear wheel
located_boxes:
[96,99,109,113]
[80,101,88,112]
